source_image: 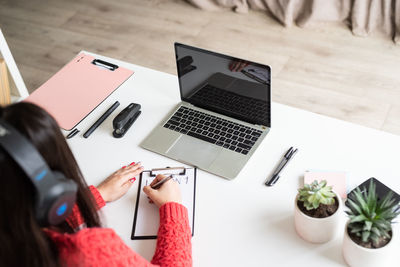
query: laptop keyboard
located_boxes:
[163,106,263,155]
[189,84,270,125]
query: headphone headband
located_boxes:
[0,121,52,185]
[0,119,77,226]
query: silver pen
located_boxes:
[151,175,174,189]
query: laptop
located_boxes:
[141,43,271,179]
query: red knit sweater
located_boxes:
[45,186,192,267]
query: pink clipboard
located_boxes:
[25,53,134,130]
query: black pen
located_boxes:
[83,101,120,138]
[151,175,174,190]
[265,147,298,186]
[66,128,80,139]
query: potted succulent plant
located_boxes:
[342,180,400,267]
[294,180,342,243]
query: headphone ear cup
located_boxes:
[36,171,78,226]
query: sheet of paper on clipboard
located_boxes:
[131,167,196,240]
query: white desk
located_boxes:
[65,52,399,267]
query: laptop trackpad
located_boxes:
[166,135,220,167]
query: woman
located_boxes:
[0,102,192,267]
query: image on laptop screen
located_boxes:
[175,43,271,127]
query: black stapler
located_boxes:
[112,103,141,138]
[177,56,196,76]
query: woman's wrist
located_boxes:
[88,186,106,209]
[159,202,188,222]
[96,186,109,203]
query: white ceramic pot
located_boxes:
[294,192,342,243]
[342,221,395,267]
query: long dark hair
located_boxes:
[0,102,102,266]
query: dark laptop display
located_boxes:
[175,43,271,127]
[142,43,272,179]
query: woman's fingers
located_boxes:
[238,62,248,71]
[120,162,143,176]
[149,174,167,187]
[125,166,143,177]
[124,162,142,171]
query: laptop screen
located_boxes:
[175,43,271,127]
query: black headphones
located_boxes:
[0,119,78,226]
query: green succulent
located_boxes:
[346,180,400,247]
[298,180,336,210]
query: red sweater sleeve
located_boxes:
[46,228,156,267]
[151,202,192,267]
[46,202,192,267]
[65,185,106,230]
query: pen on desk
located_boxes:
[83,101,120,138]
[151,175,174,190]
[265,147,298,186]
[66,128,80,139]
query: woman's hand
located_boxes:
[97,162,144,202]
[229,60,249,72]
[143,174,182,208]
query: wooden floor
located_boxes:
[1,0,400,135]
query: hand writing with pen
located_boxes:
[143,174,182,207]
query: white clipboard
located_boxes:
[131,167,196,240]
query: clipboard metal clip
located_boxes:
[150,167,186,177]
[92,59,119,71]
